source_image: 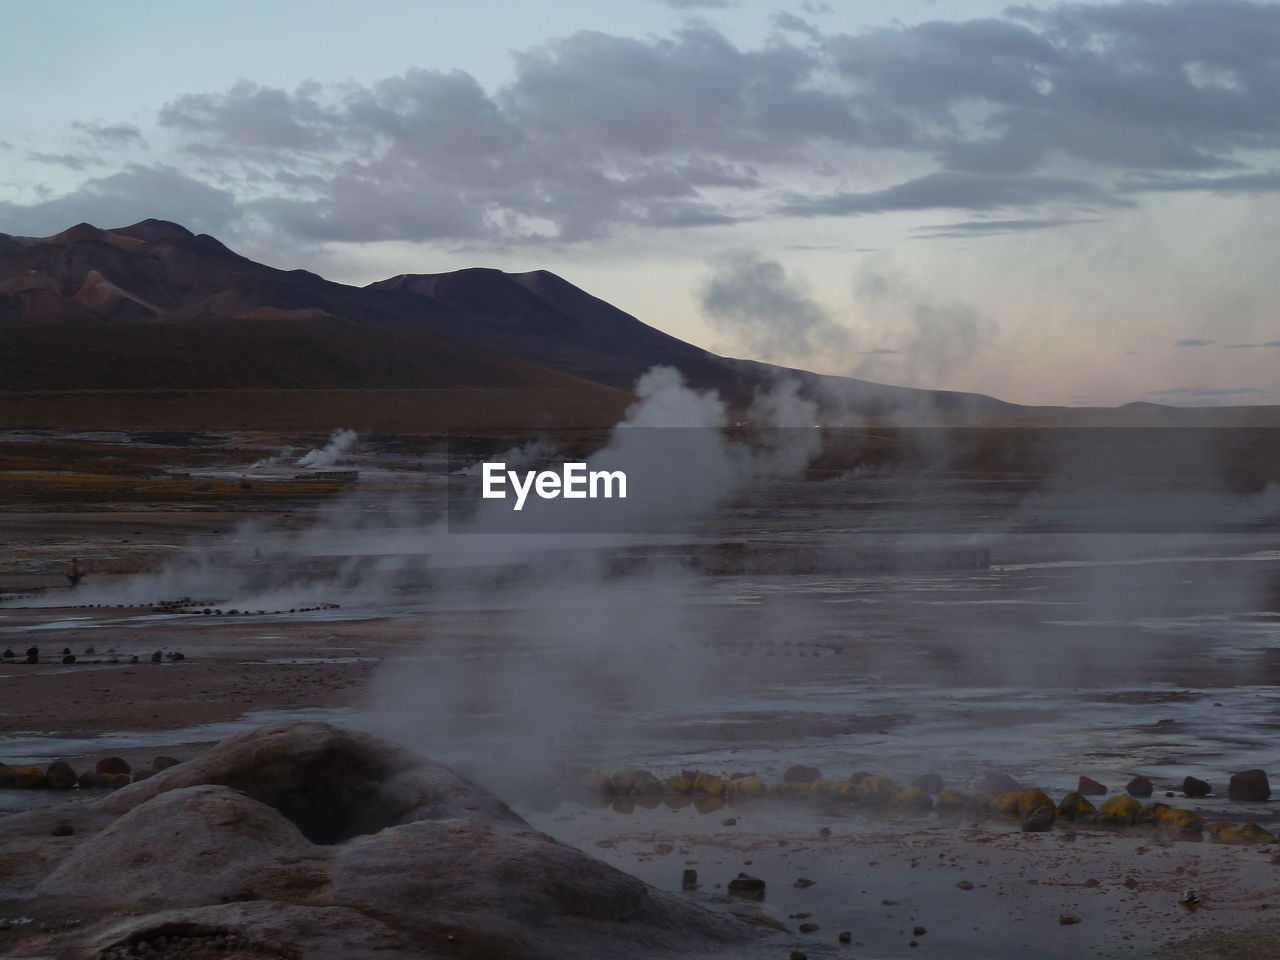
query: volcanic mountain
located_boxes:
[3,219,1275,430]
[0,219,1015,428]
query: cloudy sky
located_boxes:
[4,0,1279,406]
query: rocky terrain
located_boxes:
[0,720,749,959]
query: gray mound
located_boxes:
[1,721,748,960]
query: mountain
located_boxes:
[2,219,1276,430]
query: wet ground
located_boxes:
[2,471,1280,957]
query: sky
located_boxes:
[3,0,1280,407]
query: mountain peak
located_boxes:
[50,222,104,243]
[108,219,195,243]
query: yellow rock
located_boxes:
[1210,821,1275,844]
[935,789,970,812]
[726,775,767,802]
[1095,795,1141,825]
[891,786,934,812]
[1136,802,1170,825]
[631,773,663,796]
[610,767,638,794]
[1236,823,1277,844]
[992,791,1023,816]
[857,776,898,806]
[663,795,693,811]
[0,764,14,788]
[580,771,612,797]
[826,780,858,801]
[1017,789,1054,815]
[100,772,131,790]
[693,772,725,796]
[634,795,661,810]
[1154,806,1204,836]
[13,765,45,789]
[663,775,693,795]
[611,796,636,815]
[1056,792,1096,820]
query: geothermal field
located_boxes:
[2,399,1279,959]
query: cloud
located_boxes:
[71,121,146,149]
[911,217,1100,238]
[1223,340,1280,348]
[1175,338,1217,347]
[778,172,1124,218]
[13,1,1280,246]
[1122,171,1280,194]
[648,0,735,7]
[26,151,103,171]
[697,251,854,365]
[0,164,238,238]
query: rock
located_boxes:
[95,757,131,776]
[935,789,971,813]
[913,926,927,936]
[1183,776,1212,797]
[1209,821,1277,845]
[727,872,766,900]
[101,772,131,789]
[994,788,1053,818]
[856,775,898,806]
[632,772,663,795]
[1059,914,1082,925]
[912,773,944,794]
[1056,792,1096,821]
[793,877,816,888]
[77,771,103,789]
[610,767,639,794]
[720,817,737,826]
[152,756,182,771]
[1126,775,1153,797]
[1077,776,1107,795]
[838,930,853,943]
[799,922,819,932]
[784,765,822,784]
[1155,806,1205,836]
[790,952,808,960]
[578,771,613,798]
[50,820,74,837]
[1136,802,1171,825]
[682,869,698,890]
[44,760,77,790]
[693,772,725,796]
[1228,769,1271,802]
[980,772,1021,795]
[0,764,14,788]
[956,880,975,890]
[726,775,766,802]
[13,765,46,788]
[1096,795,1142,825]
[663,775,694,795]
[1021,805,1056,832]
[61,654,76,664]
[891,786,933,812]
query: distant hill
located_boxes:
[2,219,1277,430]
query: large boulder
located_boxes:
[1228,769,1271,802]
